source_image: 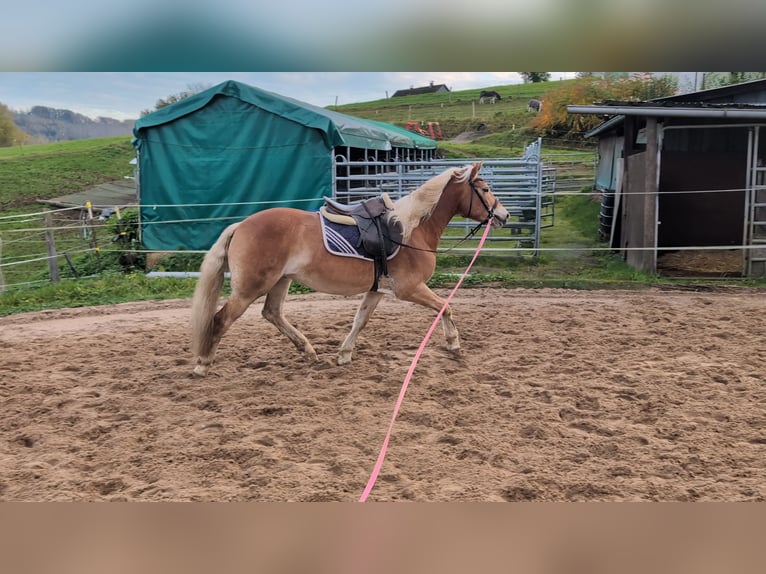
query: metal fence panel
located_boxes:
[332,138,555,253]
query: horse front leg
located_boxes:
[337,290,385,365]
[398,283,461,355]
[262,277,318,362]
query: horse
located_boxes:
[190,162,509,376]
[479,90,502,104]
[527,99,543,113]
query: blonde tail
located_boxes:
[190,222,240,360]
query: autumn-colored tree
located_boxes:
[0,103,27,147]
[528,73,678,140]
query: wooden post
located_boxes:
[620,116,634,260]
[85,201,99,255]
[44,212,60,283]
[643,117,659,274]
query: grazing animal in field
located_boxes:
[527,99,543,113]
[190,162,509,374]
[479,90,502,104]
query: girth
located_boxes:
[320,194,403,293]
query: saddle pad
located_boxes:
[319,213,399,261]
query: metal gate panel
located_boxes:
[332,138,554,253]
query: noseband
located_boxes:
[469,178,499,225]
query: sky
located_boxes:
[0,72,576,121]
[0,1,759,121]
[3,1,763,75]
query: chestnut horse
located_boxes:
[190,162,508,375]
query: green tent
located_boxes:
[132,80,436,250]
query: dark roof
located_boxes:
[392,83,450,97]
[597,100,766,110]
[40,179,136,210]
[575,78,766,138]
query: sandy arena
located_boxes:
[1,287,764,501]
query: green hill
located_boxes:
[331,79,593,158]
[0,136,135,211]
[332,81,549,131]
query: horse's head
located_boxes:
[457,162,509,228]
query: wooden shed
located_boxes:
[569,79,766,277]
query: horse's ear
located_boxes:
[471,161,483,179]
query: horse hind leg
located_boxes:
[261,277,318,362]
[337,290,385,365]
[193,291,260,376]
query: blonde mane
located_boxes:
[390,165,471,241]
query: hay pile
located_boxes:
[657,250,742,277]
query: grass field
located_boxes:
[333,81,591,156]
[0,136,136,290]
[0,136,134,210]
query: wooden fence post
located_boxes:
[643,117,659,274]
[44,212,60,283]
[85,201,99,255]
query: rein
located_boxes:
[391,177,497,254]
[359,219,494,501]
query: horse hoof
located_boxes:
[336,354,352,366]
[192,364,209,377]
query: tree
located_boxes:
[140,83,211,117]
[0,103,26,147]
[528,73,679,141]
[520,72,551,83]
[702,72,766,90]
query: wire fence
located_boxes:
[0,203,141,293]
[2,156,763,292]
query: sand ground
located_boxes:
[1,287,764,501]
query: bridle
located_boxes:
[468,176,499,227]
[392,175,500,254]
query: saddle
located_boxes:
[320,193,403,293]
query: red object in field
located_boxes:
[425,122,443,140]
[405,121,442,140]
[405,121,427,136]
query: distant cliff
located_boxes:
[13,106,135,142]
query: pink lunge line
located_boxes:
[358,222,494,501]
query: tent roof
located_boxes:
[133,80,436,151]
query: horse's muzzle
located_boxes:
[491,206,509,228]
